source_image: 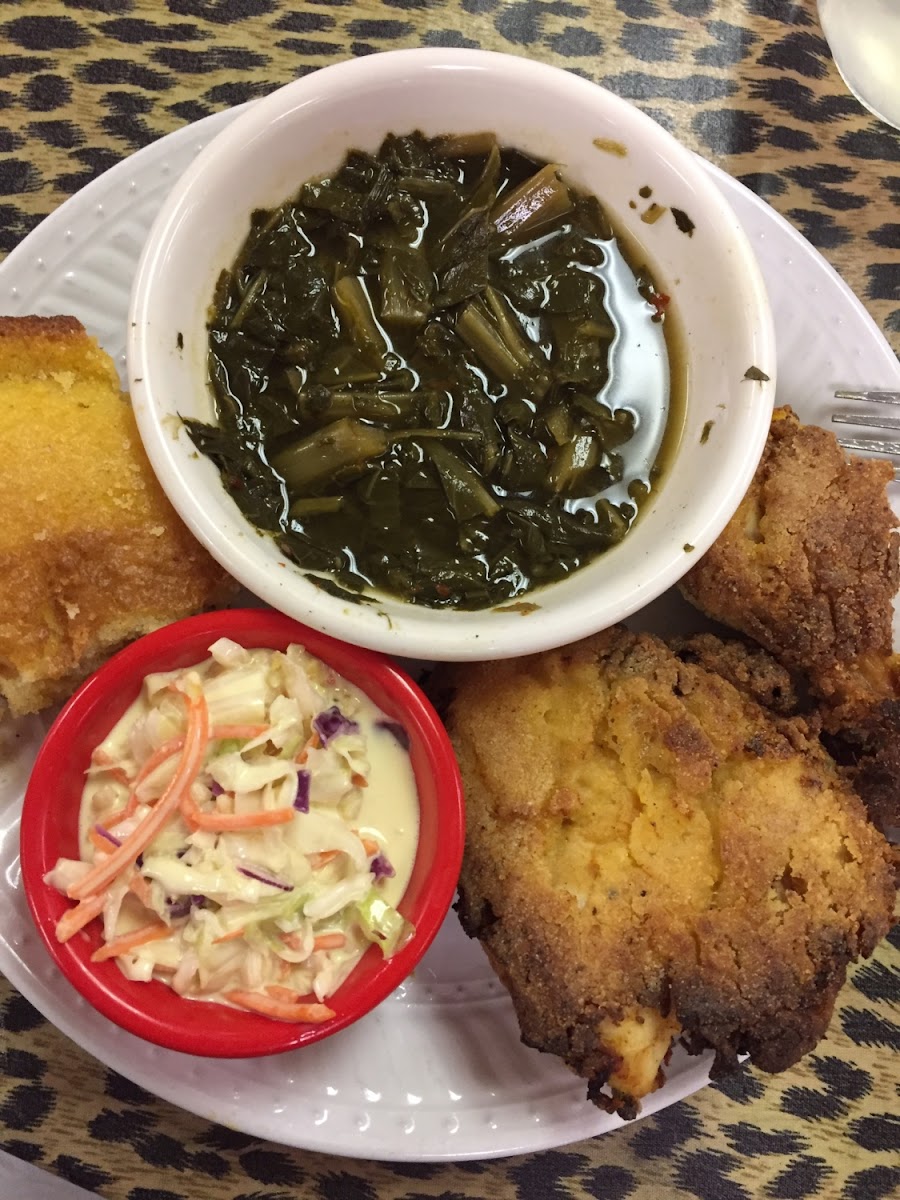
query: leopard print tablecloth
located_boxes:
[0,2,898,1199]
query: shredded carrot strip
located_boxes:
[265,983,301,1002]
[91,750,133,787]
[295,731,321,764]
[92,764,132,788]
[91,920,170,962]
[226,989,335,1023]
[310,849,340,869]
[280,932,305,951]
[351,772,368,789]
[119,737,184,818]
[279,931,347,954]
[212,724,271,739]
[121,791,142,819]
[104,808,134,835]
[310,839,377,870]
[181,790,294,832]
[55,893,106,943]
[89,828,117,854]
[313,932,346,951]
[68,687,209,901]
[212,926,247,944]
[132,737,185,789]
[128,873,154,909]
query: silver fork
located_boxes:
[831,389,900,478]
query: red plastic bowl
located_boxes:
[20,608,464,1056]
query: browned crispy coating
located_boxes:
[0,316,236,717]
[680,406,900,830]
[443,628,895,1117]
[670,633,803,719]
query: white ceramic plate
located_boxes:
[1,108,898,1163]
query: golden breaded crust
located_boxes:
[443,628,895,1116]
[679,406,900,831]
[0,316,235,716]
[680,406,898,713]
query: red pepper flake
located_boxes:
[435,583,452,598]
[647,290,670,322]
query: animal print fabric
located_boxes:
[0,1,897,1198]
[0,0,898,341]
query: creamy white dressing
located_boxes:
[79,679,418,901]
[51,640,420,1018]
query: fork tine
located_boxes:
[832,387,900,479]
[834,389,900,405]
[835,436,900,478]
[831,411,900,432]
[836,435,900,455]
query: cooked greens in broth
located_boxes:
[187,131,680,609]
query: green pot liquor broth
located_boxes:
[188,132,684,609]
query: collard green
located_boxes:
[191,132,676,608]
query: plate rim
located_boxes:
[0,100,898,1163]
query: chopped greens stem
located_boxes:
[229,269,268,331]
[491,163,574,241]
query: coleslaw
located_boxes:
[45,637,419,1024]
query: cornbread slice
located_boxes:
[441,628,895,1117]
[0,315,235,717]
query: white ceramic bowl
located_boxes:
[128,48,776,662]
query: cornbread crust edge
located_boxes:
[0,315,235,717]
[443,628,896,1116]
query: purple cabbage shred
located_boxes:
[375,719,411,752]
[94,824,121,848]
[313,706,360,745]
[371,854,395,880]
[168,894,205,919]
[209,780,225,797]
[294,769,311,812]
[237,865,293,892]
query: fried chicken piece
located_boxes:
[0,316,235,717]
[443,628,895,1117]
[680,406,900,830]
[670,632,803,718]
